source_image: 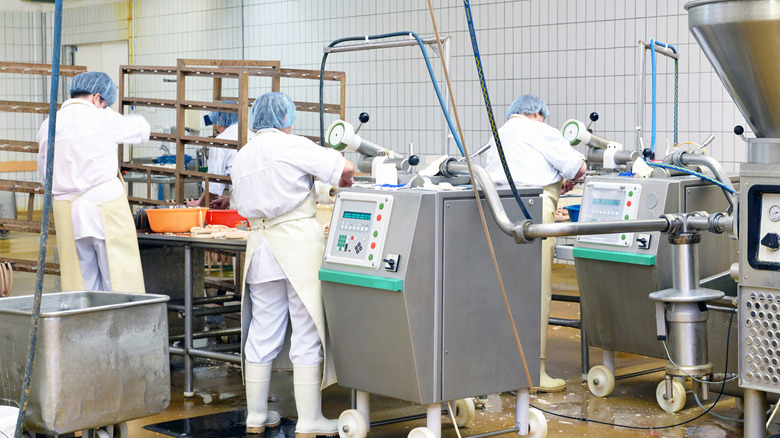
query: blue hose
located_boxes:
[319,32,465,157]
[462,0,532,220]
[644,160,735,194]
[14,1,62,436]
[649,39,678,153]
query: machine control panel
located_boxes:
[751,191,780,266]
[324,192,393,269]
[578,182,642,247]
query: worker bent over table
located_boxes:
[232,92,355,436]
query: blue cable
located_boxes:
[462,0,532,220]
[649,39,678,153]
[319,32,465,157]
[645,160,735,194]
[15,1,63,436]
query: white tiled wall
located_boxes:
[0,0,753,212]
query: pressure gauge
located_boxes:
[769,205,780,222]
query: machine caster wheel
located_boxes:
[407,427,436,438]
[656,380,686,413]
[0,230,11,240]
[587,365,615,397]
[338,409,368,438]
[453,398,476,427]
[527,408,548,438]
[112,422,129,438]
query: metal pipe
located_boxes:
[466,428,522,438]
[744,389,767,438]
[426,404,441,438]
[369,413,427,427]
[445,161,516,236]
[615,366,666,381]
[640,40,681,60]
[586,148,640,166]
[636,42,646,153]
[548,317,580,329]
[325,36,449,53]
[169,327,241,341]
[551,294,580,303]
[672,238,699,292]
[706,304,736,313]
[186,347,242,364]
[665,151,737,211]
[183,244,194,398]
[521,218,670,239]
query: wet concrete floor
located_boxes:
[1,232,772,437]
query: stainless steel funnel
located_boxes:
[686,0,780,138]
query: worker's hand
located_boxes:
[322,224,330,239]
[561,181,576,195]
[186,199,202,207]
[339,176,354,188]
[209,196,230,210]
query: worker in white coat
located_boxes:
[37,71,149,293]
[188,103,254,209]
[484,94,586,392]
[232,92,355,436]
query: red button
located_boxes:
[377,214,382,221]
[370,242,376,249]
[626,201,632,207]
[351,236,354,240]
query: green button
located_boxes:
[629,191,634,197]
[621,234,626,240]
[379,203,384,210]
[624,214,629,220]
[368,254,374,260]
[373,231,378,237]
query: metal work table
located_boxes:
[137,232,246,397]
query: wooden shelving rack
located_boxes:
[0,62,88,273]
[119,59,347,206]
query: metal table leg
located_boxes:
[580,300,589,381]
[744,388,767,438]
[183,244,194,397]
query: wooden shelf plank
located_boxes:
[0,140,39,154]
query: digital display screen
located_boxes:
[593,198,621,206]
[343,211,372,221]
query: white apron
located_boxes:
[241,190,336,389]
[52,193,146,293]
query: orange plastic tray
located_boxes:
[146,207,208,233]
[205,209,247,227]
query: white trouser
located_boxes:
[245,278,323,365]
[75,237,111,291]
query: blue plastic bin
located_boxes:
[564,204,581,222]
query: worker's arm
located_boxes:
[339,160,355,188]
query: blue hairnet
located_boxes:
[69,72,117,106]
[251,92,296,130]
[207,101,238,128]
[506,94,550,121]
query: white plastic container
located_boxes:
[0,405,20,437]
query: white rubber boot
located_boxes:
[245,362,282,434]
[538,358,566,393]
[293,365,338,437]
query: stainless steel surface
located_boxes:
[574,175,738,366]
[445,162,516,237]
[0,291,170,435]
[184,244,194,397]
[687,0,780,138]
[321,187,542,405]
[747,138,780,164]
[664,302,712,376]
[554,244,574,261]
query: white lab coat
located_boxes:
[233,128,344,386]
[203,123,255,196]
[37,99,150,292]
[37,99,150,240]
[484,114,585,187]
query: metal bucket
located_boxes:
[0,291,171,435]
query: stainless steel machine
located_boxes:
[685,0,780,435]
[572,172,739,407]
[319,122,551,437]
